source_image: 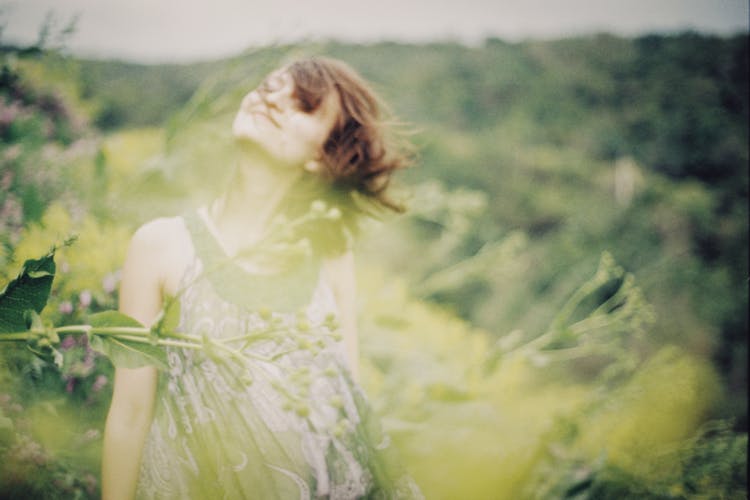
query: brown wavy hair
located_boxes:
[286,57,414,212]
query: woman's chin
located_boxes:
[232,117,260,140]
[234,135,262,153]
[232,125,251,141]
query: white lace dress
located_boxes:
[136,211,421,499]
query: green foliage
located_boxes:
[0,32,746,498]
[3,203,130,328]
[87,311,167,370]
[79,60,199,130]
[0,250,55,333]
[356,265,733,499]
[526,419,747,499]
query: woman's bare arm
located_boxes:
[101,221,169,500]
[324,250,359,382]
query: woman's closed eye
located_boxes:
[259,73,285,93]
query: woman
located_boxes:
[102,57,420,499]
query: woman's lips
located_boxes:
[253,111,281,128]
[251,109,280,128]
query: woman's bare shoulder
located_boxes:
[131,216,187,247]
[125,216,193,294]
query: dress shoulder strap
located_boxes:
[181,209,321,313]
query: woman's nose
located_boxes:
[263,89,284,109]
[242,91,260,111]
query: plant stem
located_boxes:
[0,332,40,341]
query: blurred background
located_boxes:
[0,1,748,498]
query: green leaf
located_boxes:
[50,346,63,369]
[152,296,181,337]
[24,309,44,331]
[0,251,56,334]
[88,311,168,370]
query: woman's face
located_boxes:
[233,69,339,167]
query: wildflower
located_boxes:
[102,273,118,293]
[0,170,12,190]
[295,402,310,417]
[310,200,327,214]
[83,428,101,441]
[58,300,73,314]
[83,474,98,496]
[324,364,338,377]
[329,395,343,408]
[92,374,108,392]
[0,197,23,226]
[333,418,350,438]
[12,436,47,466]
[2,144,21,162]
[296,319,311,332]
[79,290,92,308]
[326,207,342,220]
[60,335,76,350]
[258,306,272,321]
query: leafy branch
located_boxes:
[0,200,345,372]
[484,251,655,376]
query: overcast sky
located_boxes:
[2,0,748,63]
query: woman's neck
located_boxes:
[209,152,303,255]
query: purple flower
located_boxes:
[70,358,95,377]
[60,335,76,350]
[1,197,23,225]
[65,377,75,393]
[12,436,47,466]
[2,144,21,161]
[102,272,119,294]
[58,301,73,314]
[0,101,23,126]
[79,290,92,308]
[83,473,98,495]
[0,170,12,190]
[92,374,108,392]
[83,428,101,440]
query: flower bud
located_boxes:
[296,319,310,332]
[326,207,342,220]
[258,307,272,321]
[311,200,327,214]
[295,403,310,417]
[79,290,92,308]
